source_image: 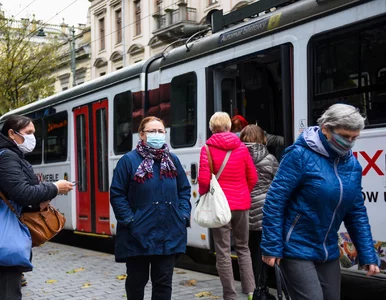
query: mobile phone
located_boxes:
[72,181,80,186]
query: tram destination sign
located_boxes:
[218,13,282,46]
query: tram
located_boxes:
[1,0,385,287]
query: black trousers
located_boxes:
[125,254,177,300]
[248,230,265,286]
[0,270,23,300]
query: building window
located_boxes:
[58,73,70,91]
[100,72,106,77]
[135,1,141,36]
[99,18,105,50]
[75,69,86,85]
[170,72,197,148]
[116,9,122,44]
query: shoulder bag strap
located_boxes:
[216,150,232,180]
[205,145,214,174]
[0,191,20,219]
[275,263,291,300]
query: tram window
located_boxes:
[25,119,43,165]
[310,21,386,126]
[44,111,68,163]
[76,114,87,192]
[114,91,132,154]
[170,72,197,148]
[96,108,109,192]
[147,84,171,128]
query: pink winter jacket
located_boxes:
[198,132,258,210]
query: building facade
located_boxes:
[88,0,254,79]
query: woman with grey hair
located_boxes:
[261,103,380,300]
[198,112,258,300]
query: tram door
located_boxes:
[211,44,293,154]
[73,99,110,235]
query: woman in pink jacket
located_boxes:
[198,112,258,300]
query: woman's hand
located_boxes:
[54,180,74,195]
[262,256,281,267]
[364,264,380,276]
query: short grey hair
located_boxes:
[317,103,366,130]
[209,112,231,133]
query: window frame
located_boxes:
[116,9,122,44]
[308,16,386,128]
[43,111,68,164]
[99,18,105,51]
[170,72,198,149]
[113,90,133,155]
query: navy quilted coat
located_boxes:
[261,126,378,265]
[110,150,191,261]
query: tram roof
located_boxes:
[156,0,364,70]
[0,60,145,120]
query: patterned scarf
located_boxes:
[134,140,177,183]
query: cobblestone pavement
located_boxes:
[22,242,250,300]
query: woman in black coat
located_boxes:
[0,115,74,300]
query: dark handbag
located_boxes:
[252,263,277,300]
[274,263,291,300]
[0,191,66,247]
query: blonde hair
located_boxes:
[240,125,265,144]
[209,112,231,133]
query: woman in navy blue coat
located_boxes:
[110,116,191,300]
[261,104,380,300]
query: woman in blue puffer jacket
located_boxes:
[261,104,379,300]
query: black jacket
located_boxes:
[0,133,58,207]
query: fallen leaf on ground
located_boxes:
[67,267,85,274]
[180,279,197,286]
[176,271,187,274]
[81,283,92,288]
[194,291,220,299]
[45,279,58,284]
[117,275,127,280]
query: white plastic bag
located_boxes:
[194,173,231,228]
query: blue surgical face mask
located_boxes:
[146,133,166,149]
[328,131,355,156]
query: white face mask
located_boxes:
[14,132,36,153]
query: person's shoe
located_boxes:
[21,274,27,287]
[248,292,253,300]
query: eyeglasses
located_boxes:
[142,129,166,134]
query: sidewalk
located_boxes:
[22,242,249,300]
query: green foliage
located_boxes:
[0,19,59,115]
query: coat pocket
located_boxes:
[285,213,301,243]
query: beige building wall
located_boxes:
[89,0,253,79]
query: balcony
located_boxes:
[152,2,198,41]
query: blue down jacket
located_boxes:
[261,126,378,265]
[110,150,191,261]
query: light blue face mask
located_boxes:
[146,133,166,149]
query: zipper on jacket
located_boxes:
[323,157,343,262]
[285,213,301,243]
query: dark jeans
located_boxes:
[248,230,265,286]
[280,258,341,300]
[0,270,22,300]
[125,254,177,300]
